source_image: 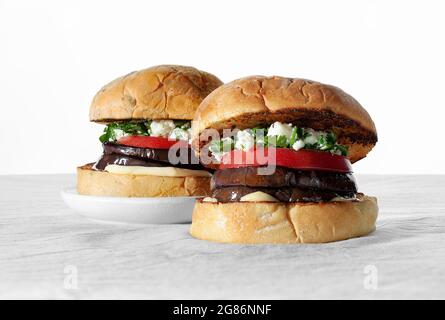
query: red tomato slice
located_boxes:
[219,148,352,173]
[117,136,189,149]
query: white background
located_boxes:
[0,0,444,174]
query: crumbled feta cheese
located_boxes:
[304,135,317,145]
[292,139,305,151]
[186,128,192,143]
[235,129,255,151]
[221,137,234,151]
[267,122,293,140]
[208,137,233,162]
[113,129,126,140]
[303,128,319,145]
[150,120,176,137]
[203,123,345,159]
[169,127,190,141]
[208,141,221,154]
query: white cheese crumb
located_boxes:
[292,139,305,151]
[113,129,126,140]
[303,128,318,144]
[169,127,190,141]
[234,129,255,151]
[150,120,176,137]
[209,137,233,162]
[267,122,293,140]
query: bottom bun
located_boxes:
[190,194,378,244]
[77,164,211,197]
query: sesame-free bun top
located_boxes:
[192,76,377,163]
[90,65,223,122]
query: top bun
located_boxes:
[90,65,223,122]
[192,76,377,163]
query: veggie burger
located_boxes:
[77,65,223,197]
[190,76,378,244]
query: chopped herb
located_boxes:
[335,144,348,156]
[99,120,190,142]
[207,123,348,158]
[289,127,298,146]
[268,135,288,148]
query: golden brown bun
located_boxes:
[190,194,378,244]
[77,164,211,197]
[90,65,223,122]
[192,76,377,163]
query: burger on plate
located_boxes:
[77,65,223,197]
[190,76,378,244]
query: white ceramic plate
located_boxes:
[60,187,197,224]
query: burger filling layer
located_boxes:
[93,120,208,172]
[205,122,357,203]
[208,121,348,161]
[93,142,206,171]
[210,167,357,203]
[99,120,192,143]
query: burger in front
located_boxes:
[190,76,378,244]
[77,65,223,198]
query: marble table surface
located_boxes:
[1,174,444,299]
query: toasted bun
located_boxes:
[90,65,223,122]
[77,164,211,197]
[192,76,377,163]
[190,194,378,244]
